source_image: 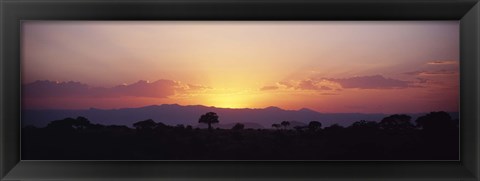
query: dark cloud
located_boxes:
[324,75,410,89]
[23,79,205,99]
[260,85,279,91]
[23,80,90,98]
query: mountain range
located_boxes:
[22,104,458,129]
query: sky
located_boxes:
[21,21,459,113]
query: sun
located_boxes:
[205,93,252,109]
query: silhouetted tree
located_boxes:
[87,123,106,130]
[47,118,76,130]
[453,119,459,128]
[350,120,379,131]
[25,112,459,160]
[415,111,456,131]
[176,124,186,129]
[198,112,219,131]
[105,125,130,133]
[324,123,344,131]
[308,121,322,132]
[272,123,281,130]
[294,126,306,132]
[232,123,245,130]
[133,119,157,130]
[280,121,290,130]
[47,117,92,131]
[379,114,414,131]
[74,116,91,130]
[155,122,168,130]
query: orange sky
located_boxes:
[21,21,459,113]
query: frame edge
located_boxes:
[1,0,480,180]
[461,1,480,179]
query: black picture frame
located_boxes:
[1,0,479,180]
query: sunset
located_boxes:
[22,21,459,113]
[21,21,460,160]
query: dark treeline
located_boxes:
[22,111,458,160]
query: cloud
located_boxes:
[320,86,333,90]
[174,83,212,94]
[23,79,209,99]
[186,84,212,91]
[277,81,296,89]
[321,92,339,96]
[111,80,177,98]
[23,80,91,98]
[324,75,410,89]
[260,85,279,91]
[262,75,410,92]
[297,80,317,90]
[415,78,429,84]
[405,78,431,88]
[427,60,458,65]
[269,79,339,91]
[404,69,458,76]
[297,80,333,91]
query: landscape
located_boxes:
[22,105,459,160]
[21,21,459,160]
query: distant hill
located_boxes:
[22,104,459,129]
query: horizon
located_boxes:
[22,21,459,113]
[21,100,459,116]
[22,101,460,129]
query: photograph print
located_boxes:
[21,21,459,160]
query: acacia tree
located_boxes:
[308,121,322,132]
[198,112,219,131]
[350,120,379,130]
[133,119,157,131]
[323,123,344,132]
[232,123,245,130]
[379,114,414,131]
[415,111,455,131]
[47,117,92,131]
[74,116,91,130]
[271,123,281,130]
[280,121,290,130]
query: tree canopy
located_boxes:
[308,121,322,132]
[415,111,456,132]
[379,114,414,131]
[280,121,290,129]
[199,112,219,130]
[47,116,92,130]
[133,119,157,130]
